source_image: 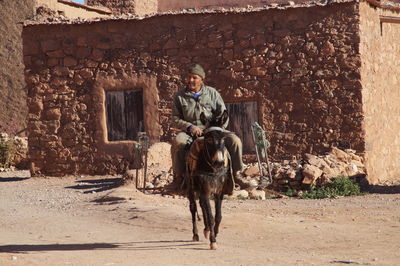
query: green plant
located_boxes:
[300,176,364,199]
[284,186,298,197]
[0,138,15,168]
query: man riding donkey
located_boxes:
[166,64,255,195]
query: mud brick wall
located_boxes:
[0,0,35,135]
[23,2,365,176]
[359,2,400,184]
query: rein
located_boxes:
[202,127,225,173]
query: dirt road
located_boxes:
[0,171,399,266]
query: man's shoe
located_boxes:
[234,172,258,189]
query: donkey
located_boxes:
[185,110,234,250]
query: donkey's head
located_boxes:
[199,110,229,169]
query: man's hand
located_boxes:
[188,125,203,137]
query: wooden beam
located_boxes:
[380,16,400,24]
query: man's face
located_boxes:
[186,73,203,92]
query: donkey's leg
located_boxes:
[199,196,210,239]
[214,193,223,238]
[189,192,199,241]
[201,194,217,250]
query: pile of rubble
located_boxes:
[242,147,366,192]
[131,142,365,199]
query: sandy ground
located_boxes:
[0,171,399,266]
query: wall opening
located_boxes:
[226,101,258,153]
[105,89,144,141]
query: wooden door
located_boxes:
[106,90,143,141]
[226,102,258,153]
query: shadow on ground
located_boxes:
[65,178,123,194]
[0,177,29,182]
[363,185,400,194]
[0,240,203,253]
[354,174,400,194]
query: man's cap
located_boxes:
[188,64,205,79]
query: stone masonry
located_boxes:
[0,0,109,137]
[22,0,400,184]
[87,0,157,15]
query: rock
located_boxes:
[345,163,359,176]
[248,189,266,200]
[243,165,259,176]
[302,164,323,185]
[64,57,77,67]
[304,153,320,165]
[351,159,365,170]
[146,142,172,183]
[145,182,154,189]
[229,190,249,199]
[350,153,363,162]
[286,169,297,179]
[331,147,351,163]
[45,108,61,121]
[249,67,267,76]
[320,164,335,177]
[41,39,59,52]
[320,41,335,56]
[122,170,136,183]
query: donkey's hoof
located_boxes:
[210,242,217,250]
[203,230,210,239]
[192,234,199,241]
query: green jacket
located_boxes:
[172,85,228,130]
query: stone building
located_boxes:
[0,0,110,136]
[22,0,400,184]
[86,0,280,14]
[86,0,338,15]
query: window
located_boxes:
[105,90,144,141]
[226,101,258,153]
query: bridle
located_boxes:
[202,127,225,173]
[203,126,224,134]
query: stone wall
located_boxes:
[86,0,311,14]
[157,0,269,12]
[359,2,400,184]
[23,2,364,176]
[36,0,111,19]
[0,0,109,138]
[87,0,157,15]
[0,0,36,135]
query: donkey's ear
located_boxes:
[220,110,229,126]
[200,112,208,126]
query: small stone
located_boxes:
[242,48,256,57]
[41,40,59,52]
[64,57,78,67]
[249,189,266,200]
[145,182,154,189]
[230,190,249,199]
[286,169,297,179]
[302,164,323,185]
[331,147,351,163]
[320,41,335,56]
[249,67,267,76]
[243,165,259,176]
[45,108,61,121]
